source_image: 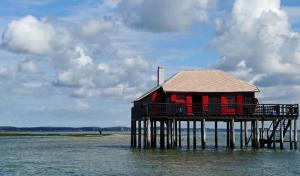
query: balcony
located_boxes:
[132,103,299,120]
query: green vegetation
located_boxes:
[0,133,114,137]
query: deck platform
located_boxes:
[131,103,298,150]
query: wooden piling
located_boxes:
[179,121,182,147]
[226,122,230,147]
[240,121,243,149]
[150,120,153,148]
[201,119,206,149]
[215,121,218,148]
[154,121,157,148]
[230,118,235,149]
[175,120,177,147]
[147,119,151,148]
[167,120,170,149]
[244,121,248,147]
[280,120,284,149]
[131,120,133,147]
[172,119,176,148]
[273,120,276,148]
[290,119,293,150]
[170,120,174,149]
[193,120,196,149]
[160,120,165,149]
[187,121,190,148]
[143,120,147,148]
[138,120,142,148]
[294,119,297,149]
[256,120,259,148]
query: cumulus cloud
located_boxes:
[212,0,300,103]
[2,15,69,55]
[0,65,15,78]
[120,0,217,32]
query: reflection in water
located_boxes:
[0,132,299,176]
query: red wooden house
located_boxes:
[133,67,260,117]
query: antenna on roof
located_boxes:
[157,66,165,86]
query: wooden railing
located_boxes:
[132,103,299,118]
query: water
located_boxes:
[0,132,300,176]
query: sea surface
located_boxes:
[0,131,299,176]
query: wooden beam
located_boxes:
[244,121,248,147]
[187,121,190,149]
[193,120,196,149]
[160,120,164,149]
[201,119,206,149]
[215,121,218,148]
[294,119,297,149]
[138,120,142,148]
[240,121,243,149]
[179,121,182,147]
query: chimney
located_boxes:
[157,66,165,86]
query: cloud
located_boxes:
[119,0,217,32]
[2,15,69,55]
[212,0,300,103]
[75,99,90,110]
[81,19,113,37]
[0,65,15,78]
[18,60,38,73]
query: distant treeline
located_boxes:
[0,126,131,132]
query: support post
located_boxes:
[215,121,218,148]
[290,120,293,150]
[167,120,170,149]
[256,120,260,148]
[131,120,133,147]
[187,121,190,149]
[150,120,153,148]
[244,121,248,147]
[226,122,230,147]
[160,120,165,149]
[179,121,182,147]
[147,118,151,148]
[273,120,276,148]
[294,119,297,149]
[193,120,196,149]
[280,120,284,149]
[230,118,235,149]
[170,120,173,149]
[175,120,177,147]
[201,119,206,149]
[143,120,147,148]
[138,120,142,148]
[240,121,243,149]
[154,121,157,148]
[251,121,255,148]
[172,119,176,148]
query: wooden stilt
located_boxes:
[226,122,230,147]
[273,120,276,148]
[230,118,235,149]
[175,120,177,147]
[244,121,248,147]
[256,120,260,148]
[290,119,293,150]
[193,120,196,149]
[150,120,153,148]
[170,120,173,149]
[147,119,151,148]
[251,121,255,148]
[201,119,206,149]
[187,121,190,149]
[280,120,284,149]
[240,121,243,149]
[179,121,182,147]
[261,120,264,141]
[167,120,170,149]
[294,119,297,149]
[172,119,176,148]
[144,120,147,148]
[131,120,133,147]
[154,121,157,148]
[215,121,218,148]
[138,120,142,148]
[160,120,165,149]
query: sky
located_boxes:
[1,0,300,127]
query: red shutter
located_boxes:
[171,94,177,103]
[151,91,158,102]
[202,96,209,112]
[237,95,243,114]
[221,96,228,114]
[186,96,193,115]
